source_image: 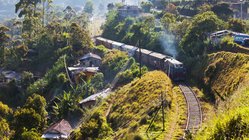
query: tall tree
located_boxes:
[84,0,94,14]
[0,25,10,65]
[180,11,224,57]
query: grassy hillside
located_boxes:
[190,52,249,139]
[191,51,249,102]
[76,71,186,139]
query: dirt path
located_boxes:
[164,91,180,140]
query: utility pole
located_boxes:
[139,40,142,78]
[161,92,165,131]
[146,91,166,133]
[240,0,243,19]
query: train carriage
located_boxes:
[121,45,137,56]
[149,52,168,69]
[134,48,152,65]
[95,36,186,81]
[111,41,124,50]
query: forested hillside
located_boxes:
[1,0,249,139]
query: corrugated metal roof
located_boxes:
[79,53,101,61]
[149,52,167,59]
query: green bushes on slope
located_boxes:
[77,71,175,139]
[191,52,249,102]
[195,107,249,139]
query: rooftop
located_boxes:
[79,53,102,61]
[42,119,72,139]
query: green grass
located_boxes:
[191,51,249,102]
[77,71,187,139]
[190,51,249,139]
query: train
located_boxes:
[95,37,186,81]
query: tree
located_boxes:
[211,3,233,21]
[228,18,247,33]
[0,119,11,140]
[63,6,76,21]
[13,108,42,138]
[180,11,224,57]
[21,129,42,140]
[141,2,152,13]
[0,25,10,65]
[15,0,42,18]
[84,0,94,14]
[69,23,93,56]
[52,91,81,121]
[0,102,13,119]
[160,13,176,30]
[23,94,47,129]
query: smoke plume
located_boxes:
[160,30,178,58]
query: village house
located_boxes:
[0,70,21,83]
[68,67,99,83]
[118,5,141,18]
[79,53,102,67]
[41,119,72,140]
[79,88,111,108]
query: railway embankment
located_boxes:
[74,71,186,139]
[189,51,249,139]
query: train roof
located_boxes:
[165,58,183,65]
[96,36,106,41]
[150,52,168,59]
[136,48,152,54]
[122,44,136,50]
[234,33,249,37]
[112,41,124,46]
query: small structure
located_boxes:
[41,119,72,140]
[68,67,99,83]
[79,53,102,67]
[0,70,21,83]
[79,88,111,108]
[118,5,140,18]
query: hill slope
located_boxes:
[76,71,186,139]
[192,51,249,102]
[191,52,249,139]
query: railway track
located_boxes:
[179,83,202,133]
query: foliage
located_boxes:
[228,18,247,33]
[0,101,13,119]
[116,58,148,86]
[91,72,104,91]
[52,91,83,122]
[160,12,176,30]
[21,129,42,140]
[27,56,65,96]
[13,108,42,138]
[191,52,249,102]
[211,3,233,21]
[84,0,94,14]
[180,11,224,57]
[0,118,11,140]
[23,94,47,128]
[195,107,249,139]
[101,49,129,81]
[80,110,113,139]
[141,2,152,13]
[78,71,174,139]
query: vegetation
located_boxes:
[76,71,186,139]
[2,0,249,139]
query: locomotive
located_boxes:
[95,37,186,81]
